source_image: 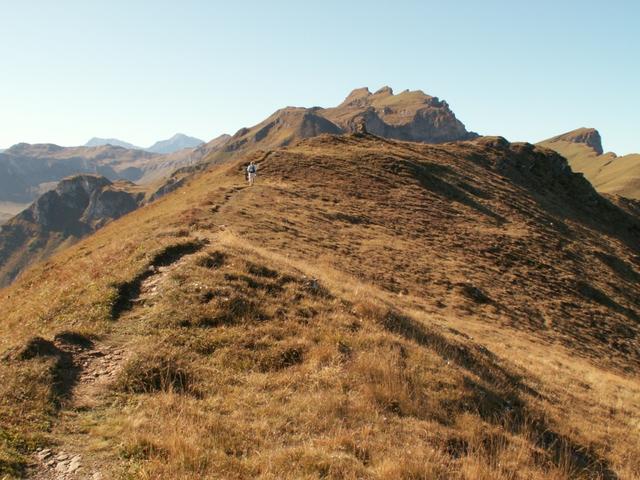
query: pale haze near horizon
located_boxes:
[0,0,638,154]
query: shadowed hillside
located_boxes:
[0,175,147,287]
[539,128,640,199]
[0,134,639,479]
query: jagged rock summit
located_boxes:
[323,86,478,143]
[202,86,478,162]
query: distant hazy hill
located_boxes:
[147,133,204,154]
[538,128,640,199]
[85,137,140,149]
[0,142,202,207]
[85,133,205,154]
[201,86,478,163]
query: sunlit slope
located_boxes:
[1,134,639,479]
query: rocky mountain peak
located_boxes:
[373,86,394,96]
[549,128,604,155]
[340,87,372,107]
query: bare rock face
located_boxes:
[324,87,478,144]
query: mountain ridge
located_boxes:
[1,133,639,478]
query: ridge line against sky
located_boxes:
[0,0,638,154]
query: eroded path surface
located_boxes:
[26,181,262,479]
[30,339,126,480]
[28,236,212,479]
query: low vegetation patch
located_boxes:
[117,347,197,395]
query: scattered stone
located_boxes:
[67,456,81,472]
[36,448,52,460]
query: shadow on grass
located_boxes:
[110,240,206,319]
[380,310,619,479]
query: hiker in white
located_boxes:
[247,161,257,186]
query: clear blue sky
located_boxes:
[1,0,638,153]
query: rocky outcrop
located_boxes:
[325,87,478,143]
[547,128,604,155]
[0,175,145,286]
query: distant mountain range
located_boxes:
[0,141,206,207]
[85,133,204,154]
[538,128,640,200]
[84,137,140,149]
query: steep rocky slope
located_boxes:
[539,128,640,199]
[0,175,146,287]
[1,134,638,479]
[203,86,477,163]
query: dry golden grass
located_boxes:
[1,134,639,479]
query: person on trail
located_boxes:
[247,161,257,186]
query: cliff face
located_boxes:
[323,87,478,143]
[0,175,145,286]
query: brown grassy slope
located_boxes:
[539,129,640,200]
[1,134,639,479]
